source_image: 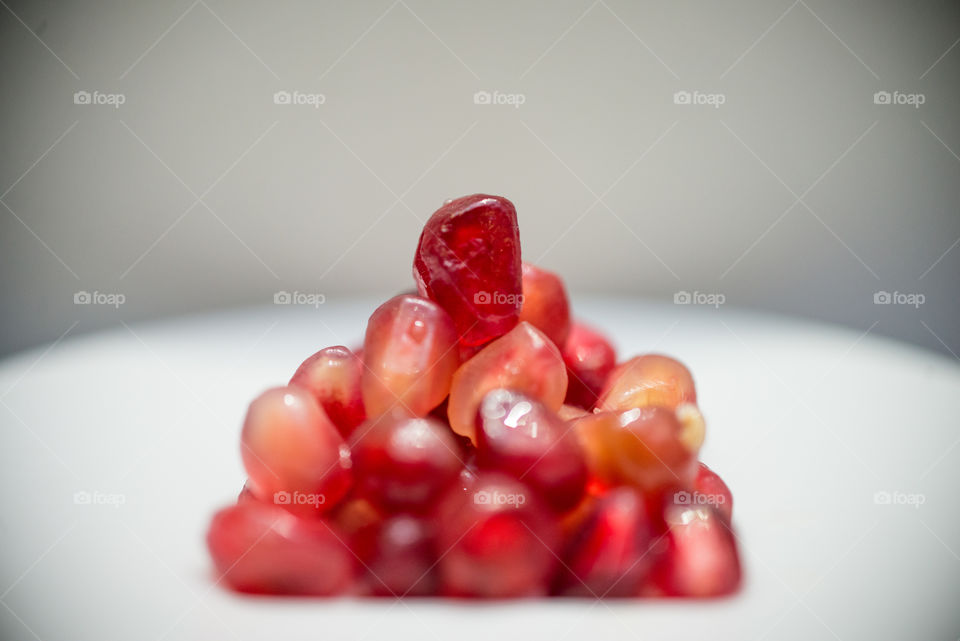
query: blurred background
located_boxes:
[1,0,958,358]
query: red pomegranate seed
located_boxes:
[350,413,462,513]
[518,262,571,348]
[562,322,617,410]
[556,487,656,597]
[651,505,741,597]
[353,514,438,597]
[361,295,460,417]
[206,501,354,595]
[241,386,351,513]
[447,322,567,443]
[289,346,366,438]
[475,389,586,511]
[435,473,560,598]
[596,354,696,412]
[413,194,522,347]
[573,406,698,497]
[692,462,734,521]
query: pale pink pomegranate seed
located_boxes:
[518,262,571,348]
[413,194,522,347]
[350,413,462,513]
[289,345,366,438]
[206,501,354,595]
[447,322,567,443]
[563,322,617,410]
[241,386,351,513]
[556,487,656,597]
[475,389,586,511]
[573,406,698,497]
[361,295,460,417]
[435,473,559,598]
[651,505,741,597]
[692,462,734,521]
[596,354,696,412]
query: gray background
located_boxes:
[1,0,958,358]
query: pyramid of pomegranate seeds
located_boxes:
[207,194,742,598]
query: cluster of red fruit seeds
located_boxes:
[207,194,742,599]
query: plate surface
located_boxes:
[1,299,958,641]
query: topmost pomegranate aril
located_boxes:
[413,194,522,347]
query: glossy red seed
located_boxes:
[596,354,696,412]
[562,322,617,410]
[241,386,351,513]
[557,487,656,597]
[289,346,366,438]
[475,389,586,511]
[651,505,741,597]
[361,295,460,417]
[354,515,437,597]
[573,406,698,497]
[350,413,462,513]
[692,462,734,522]
[413,194,522,347]
[518,262,571,348]
[436,474,559,597]
[448,322,567,443]
[206,501,353,595]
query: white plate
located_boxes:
[1,299,958,641]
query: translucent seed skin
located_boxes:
[447,322,568,443]
[651,504,741,597]
[596,354,696,412]
[289,345,366,438]
[414,194,522,347]
[361,295,460,418]
[518,262,571,349]
[240,386,352,514]
[562,322,617,410]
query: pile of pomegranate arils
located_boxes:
[207,194,742,599]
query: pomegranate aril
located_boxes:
[241,386,351,513]
[414,194,522,347]
[475,389,586,511]
[651,505,741,597]
[435,473,559,598]
[562,322,617,410]
[289,345,365,438]
[350,413,462,513]
[354,515,438,597]
[556,487,656,597]
[596,354,696,412]
[573,406,698,497]
[692,462,734,521]
[361,295,460,417]
[206,501,353,595]
[518,262,571,349]
[447,322,567,443]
